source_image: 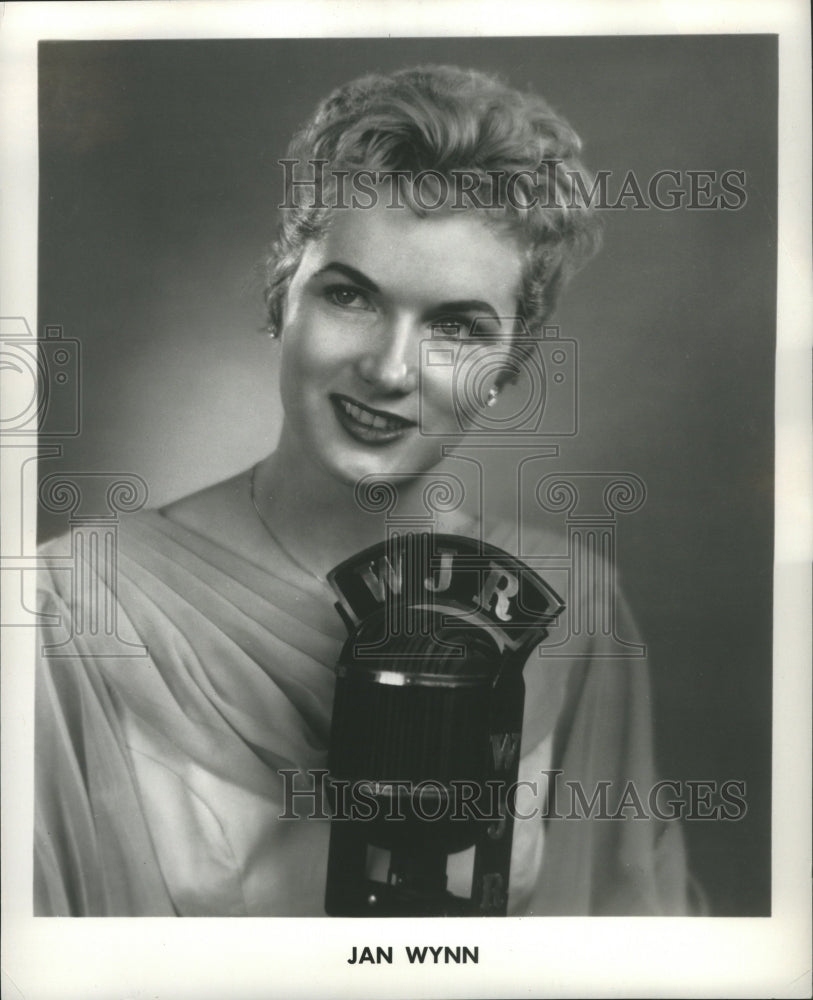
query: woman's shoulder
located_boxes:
[158,470,252,533]
[38,468,266,602]
[154,468,276,558]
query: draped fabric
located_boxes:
[35,509,694,916]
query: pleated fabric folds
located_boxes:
[35,510,694,916]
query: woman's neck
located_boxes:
[252,435,386,578]
[251,431,473,579]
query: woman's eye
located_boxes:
[431,319,468,339]
[431,317,503,340]
[326,286,372,310]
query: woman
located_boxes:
[35,65,696,916]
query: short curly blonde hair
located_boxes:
[262,65,601,342]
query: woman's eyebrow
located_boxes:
[313,263,501,322]
[313,262,380,292]
[432,300,501,322]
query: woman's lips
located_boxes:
[330,394,415,445]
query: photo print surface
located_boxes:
[30,35,776,920]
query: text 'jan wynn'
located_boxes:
[348,945,479,964]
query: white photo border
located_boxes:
[1,2,810,998]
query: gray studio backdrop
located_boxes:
[37,36,776,915]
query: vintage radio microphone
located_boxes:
[324,532,563,916]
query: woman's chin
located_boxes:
[316,441,447,488]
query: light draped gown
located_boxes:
[35,507,695,916]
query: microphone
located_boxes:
[324,532,563,916]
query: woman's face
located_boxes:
[277,200,525,487]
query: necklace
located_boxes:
[249,464,328,585]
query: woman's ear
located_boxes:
[265,287,288,339]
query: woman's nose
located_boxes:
[357,323,419,394]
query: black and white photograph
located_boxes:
[1,2,810,997]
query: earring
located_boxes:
[485,386,500,408]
